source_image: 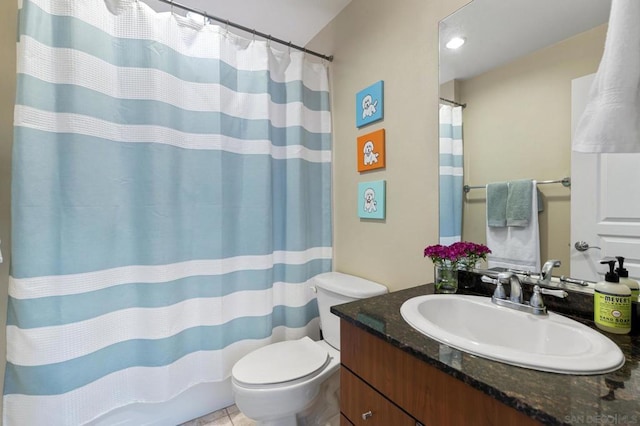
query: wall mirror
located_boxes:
[438,0,610,282]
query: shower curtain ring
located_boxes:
[252,29,256,41]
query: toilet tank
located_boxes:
[313,272,387,350]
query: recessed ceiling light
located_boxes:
[446,37,466,50]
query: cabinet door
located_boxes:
[340,413,355,426]
[341,367,416,426]
[340,320,541,426]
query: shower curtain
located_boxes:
[5,0,332,424]
[439,104,463,245]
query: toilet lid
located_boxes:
[232,337,329,386]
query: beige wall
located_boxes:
[308,0,471,291]
[458,25,606,276]
[0,0,18,409]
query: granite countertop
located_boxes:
[331,283,640,426]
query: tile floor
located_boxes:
[179,404,256,426]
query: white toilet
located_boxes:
[231,272,387,426]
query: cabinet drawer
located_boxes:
[341,367,416,426]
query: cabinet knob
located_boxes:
[361,410,373,420]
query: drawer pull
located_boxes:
[362,410,373,420]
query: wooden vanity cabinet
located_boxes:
[339,320,541,426]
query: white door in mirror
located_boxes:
[571,74,640,282]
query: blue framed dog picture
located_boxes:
[358,180,386,220]
[356,81,384,128]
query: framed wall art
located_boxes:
[356,80,384,128]
[358,180,386,220]
[357,129,385,172]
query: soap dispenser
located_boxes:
[594,259,631,334]
[616,256,639,302]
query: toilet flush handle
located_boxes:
[310,286,317,293]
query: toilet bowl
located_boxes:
[231,272,387,425]
[232,338,340,426]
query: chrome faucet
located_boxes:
[481,269,569,316]
[498,272,523,303]
[484,272,546,315]
[540,259,561,284]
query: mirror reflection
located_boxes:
[438,0,610,278]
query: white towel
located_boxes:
[486,181,540,273]
[572,0,640,153]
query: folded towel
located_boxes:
[572,0,640,153]
[486,182,507,227]
[506,179,533,227]
[487,180,541,273]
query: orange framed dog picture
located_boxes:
[357,129,385,172]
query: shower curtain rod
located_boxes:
[154,0,334,62]
[439,97,467,108]
[463,177,571,193]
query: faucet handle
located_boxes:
[481,275,498,285]
[482,275,507,299]
[540,288,568,299]
[529,285,545,309]
[508,268,532,276]
[492,282,507,300]
[559,276,590,287]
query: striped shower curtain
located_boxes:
[439,104,463,245]
[6,0,332,424]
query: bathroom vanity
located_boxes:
[332,284,640,425]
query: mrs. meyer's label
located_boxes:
[594,290,631,329]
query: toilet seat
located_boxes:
[232,337,330,388]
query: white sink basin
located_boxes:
[400,294,625,375]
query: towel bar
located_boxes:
[463,177,571,193]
